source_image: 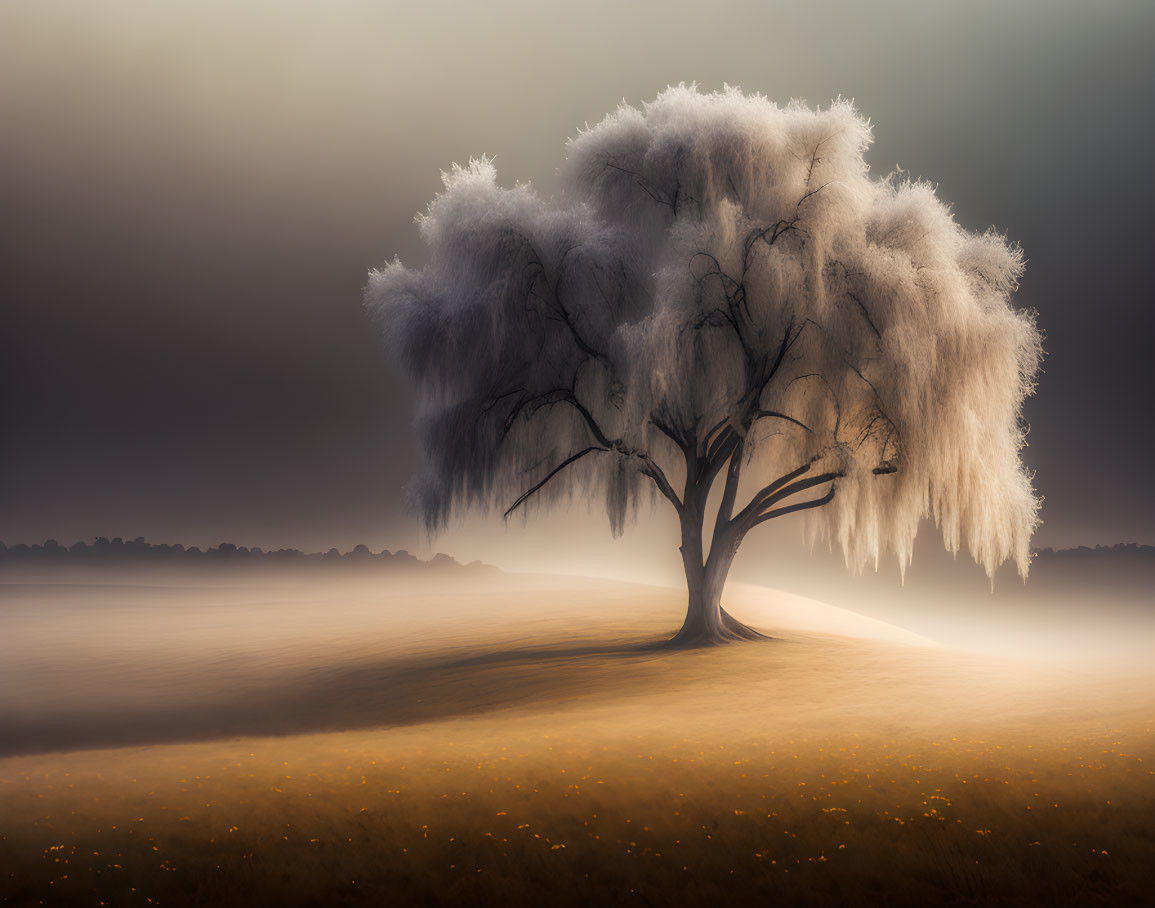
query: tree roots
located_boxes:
[662,608,772,649]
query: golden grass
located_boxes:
[1,578,1152,906]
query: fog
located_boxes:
[3,567,1151,759]
[3,568,1152,904]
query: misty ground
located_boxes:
[1,571,1153,906]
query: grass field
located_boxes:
[2,574,1152,906]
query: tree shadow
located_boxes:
[2,634,775,758]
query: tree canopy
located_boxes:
[367,84,1042,585]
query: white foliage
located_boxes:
[366,85,1042,581]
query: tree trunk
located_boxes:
[668,575,765,646]
[666,502,767,647]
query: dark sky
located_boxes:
[2,0,1153,566]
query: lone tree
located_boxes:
[367,85,1042,645]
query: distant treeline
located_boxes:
[0,537,492,571]
[1032,543,1154,562]
[1,537,1148,569]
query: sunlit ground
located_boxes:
[1,573,1152,906]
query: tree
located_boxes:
[366,85,1042,646]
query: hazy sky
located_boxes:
[2,0,1153,574]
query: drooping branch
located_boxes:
[563,394,682,511]
[630,148,893,537]
[503,446,608,518]
[499,388,572,441]
[559,391,616,449]
[787,370,844,441]
[495,382,682,514]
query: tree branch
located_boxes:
[560,392,615,450]
[499,388,575,443]
[689,251,741,299]
[503,446,608,518]
[705,423,737,465]
[846,290,881,339]
[730,457,822,527]
[752,486,836,526]
[754,409,812,433]
[742,218,798,273]
[711,437,745,550]
[649,414,687,452]
[638,454,683,511]
[507,225,610,366]
[504,386,683,513]
[700,415,731,458]
[703,429,741,491]
[747,317,805,408]
[550,278,610,367]
[601,158,676,212]
[755,471,842,517]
